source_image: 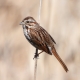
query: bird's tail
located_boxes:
[51,48,68,72]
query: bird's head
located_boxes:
[20,16,38,28]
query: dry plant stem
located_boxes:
[34,0,42,80]
[38,0,42,23]
[34,59,37,80]
[34,48,38,80]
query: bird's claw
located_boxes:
[33,53,39,59]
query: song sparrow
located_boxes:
[20,16,68,72]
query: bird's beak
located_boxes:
[20,22,24,25]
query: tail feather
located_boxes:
[51,48,68,72]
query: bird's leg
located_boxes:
[33,48,39,59]
[33,49,44,59]
[38,51,43,55]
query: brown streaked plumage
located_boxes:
[20,16,68,72]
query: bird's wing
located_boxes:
[49,34,56,44]
[29,28,51,54]
[39,27,56,45]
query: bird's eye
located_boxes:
[27,21,29,23]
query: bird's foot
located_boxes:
[33,53,39,59]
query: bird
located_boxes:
[20,16,68,72]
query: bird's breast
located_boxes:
[23,27,30,40]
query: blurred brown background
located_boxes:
[0,0,80,80]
